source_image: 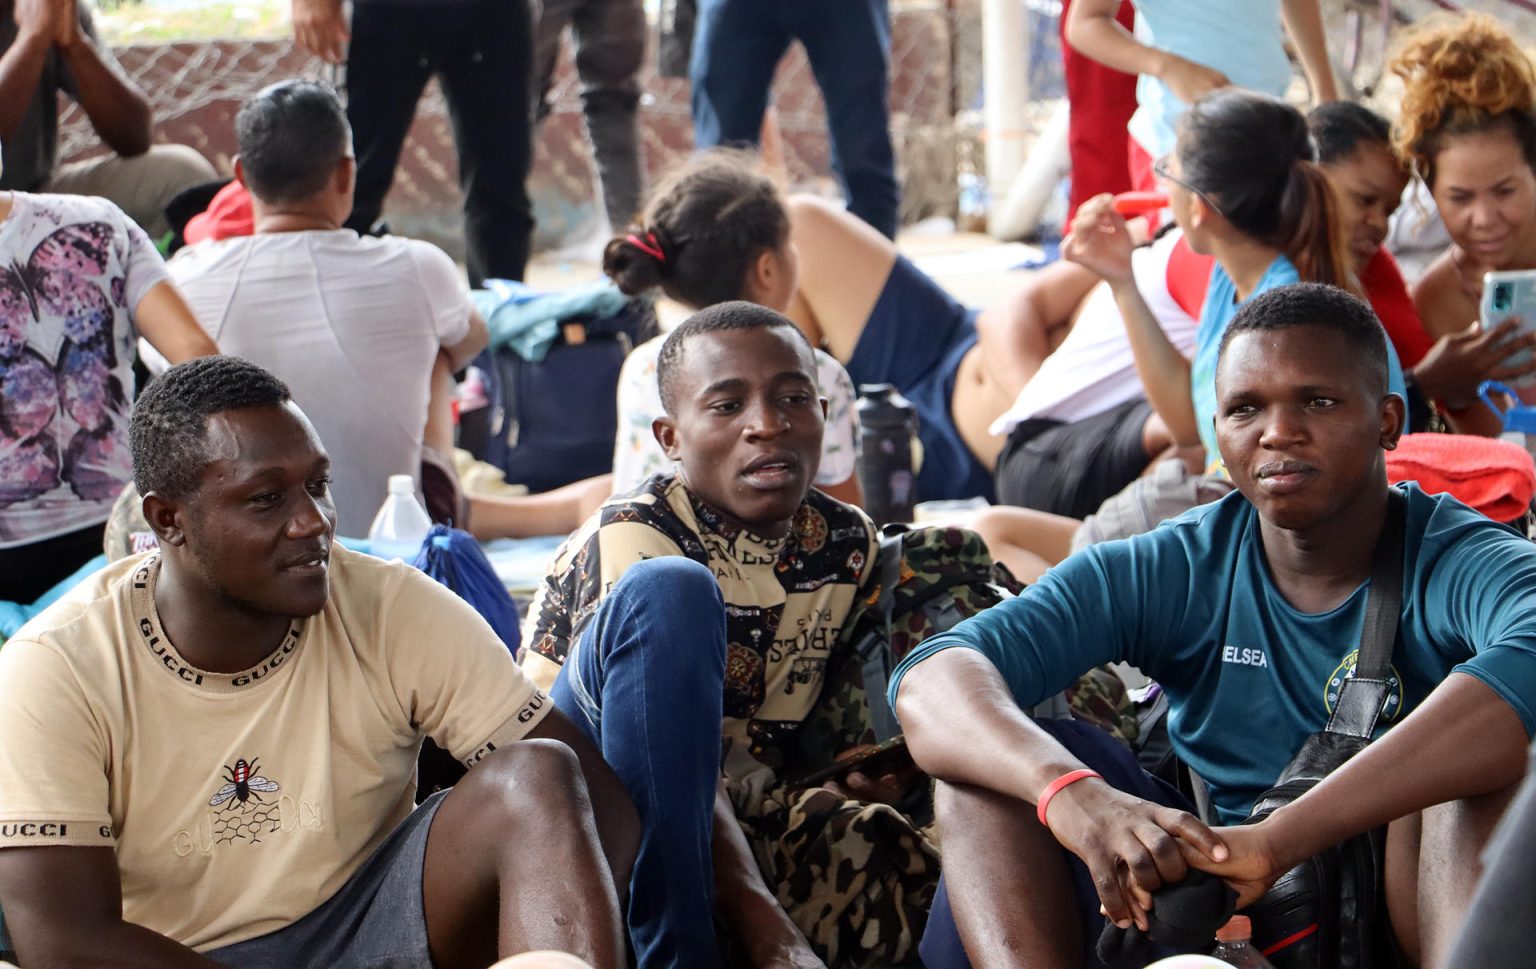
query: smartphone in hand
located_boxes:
[790,735,914,789]
[1483,269,1536,388]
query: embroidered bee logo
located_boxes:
[208,758,281,809]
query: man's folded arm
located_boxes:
[892,567,1119,798]
[892,532,1203,799]
[889,540,1179,785]
[1246,525,1536,868]
[1193,672,1530,907]
[894,646,1094,804]
[0,845,222,968]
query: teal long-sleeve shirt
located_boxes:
[889,484,1536,824]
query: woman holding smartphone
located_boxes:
[1393,13,1536,424]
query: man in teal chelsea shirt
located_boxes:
[892,283,1535,969]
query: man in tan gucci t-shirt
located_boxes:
[0,357,639,969]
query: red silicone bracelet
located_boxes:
[1036,769,1104,828]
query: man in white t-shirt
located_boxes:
[0,356,639,967]
[150,80,488,537]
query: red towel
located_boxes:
[1386,433,1536,522]
[184,180,254,245]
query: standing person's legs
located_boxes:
[794,0,899,239]
[438,0,538,285]
[43,144,218,240]
[343,2,437,239]
[571,0,647,229]
[550,556,728,968]
[1058,0,1136,223]
[689,0,791,149]
[535,0,580,107]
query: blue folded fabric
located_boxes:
[472,278,630,363]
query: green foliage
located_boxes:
[96,0,290,44]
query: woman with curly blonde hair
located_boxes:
[1392,12,1536,422]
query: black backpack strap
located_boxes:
[857,529,908,742]
[1326,489,1407,739]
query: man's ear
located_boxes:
[142,493,187,547]
[1380,392,1407,451]
[653,416,681,462]
[335,154,355,196]
[233,156,248,189]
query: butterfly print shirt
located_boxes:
[0,192,168,547]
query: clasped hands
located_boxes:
[1044,778,1293,930]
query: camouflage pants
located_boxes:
[731,781,940,969]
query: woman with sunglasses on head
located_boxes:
[1391,13,1536,430]
[1062,87,1408,475]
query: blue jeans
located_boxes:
[689,0,899,239]
[550,557,727,968]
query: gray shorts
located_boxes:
[208,790,448,969]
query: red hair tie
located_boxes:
[626,231,666,263]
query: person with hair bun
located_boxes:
[1391,13,1536,424]
[606,150,1061,507]
[1062,88,1408,476]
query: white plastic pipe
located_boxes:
[982,0,1030,229]
[989,96,1072,241]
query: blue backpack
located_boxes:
[471,297,658,493]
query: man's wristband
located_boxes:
[1037,769,1104,828]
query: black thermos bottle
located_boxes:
[856,383,919,524]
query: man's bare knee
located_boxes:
[454,740,592,829]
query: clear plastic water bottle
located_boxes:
[857,384,920,525]
[367,474,432,561]
[1210,916,1276,968]
[956,109,989,233]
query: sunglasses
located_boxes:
[1153,156,1225,217]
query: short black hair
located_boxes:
[1308,101,1393,166]
[236,80,350,205]
[656,301,814,414]
[1217,282,1389,393]
[131,357,292,500]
